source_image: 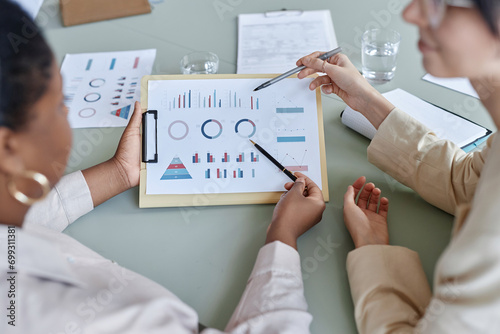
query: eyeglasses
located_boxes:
[423,0,475,29]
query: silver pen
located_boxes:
[253,47,342,91]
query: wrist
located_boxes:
[108,157,132,192]
[266,224,298,250]
[362,90,394,129]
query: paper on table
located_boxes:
[423,74,479,98]
[61,49,156,128]
[237,10,338,74]
[146,78,322,195]
[342,88,488,149]
[13,0,44,19]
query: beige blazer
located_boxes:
[346,108,500,333]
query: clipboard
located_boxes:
[139,74,329,208]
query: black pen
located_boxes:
[250,139,297,182]
[253,47,342,91]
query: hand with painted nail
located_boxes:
[296,52,394,129]
[343,176,389,248]
[266,172,326,250]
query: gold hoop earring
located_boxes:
[7,171,50,206]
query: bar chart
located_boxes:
[192,153,201,163]
[168,88,260,111]
[250,152,259,162]
[204,168,250,179]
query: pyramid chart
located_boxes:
[110,105,131,119]
[161,157,192,180]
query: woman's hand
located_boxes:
[343,176,389,248]
[82,102,142,207]
[266,172,326,250]
[296,52,394,129]
[112,101,142,189]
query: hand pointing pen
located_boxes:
[253,47,342,91]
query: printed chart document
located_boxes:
[61,49,156,128]
[145,77,323,196]
[237,10,338,74]
[342,88,490,152]
[423,74,478,98]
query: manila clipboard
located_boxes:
[139,74,329,208]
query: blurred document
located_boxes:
[237,10,338,74]
[14,0,44,19]
[61,49,156,128]
[423,74,478,98]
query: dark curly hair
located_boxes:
[472,0,500,35]
[0,0,53,131]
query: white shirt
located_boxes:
[0,171,312,333]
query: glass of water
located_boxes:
[362,29,401,84]
[180,51,219,74]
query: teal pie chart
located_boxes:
[235,119,256,138]
[201,119,223,139]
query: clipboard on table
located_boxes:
[139,74,329,208]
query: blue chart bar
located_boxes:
[252,169,255,178]
[86,59,93,71]
[219,100,221,107]
[110,58,116,70]
[257,98,259,109]
[205,169,210,179]
[277,136,306,143]
[189,90,191,108]
[224,169,227,178]
[276,107,304,113]
[238,168,243,178]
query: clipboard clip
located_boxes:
[142,110,158,163]
[265,9,303,17]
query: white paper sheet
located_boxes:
[423,74,479,98]
[237,10,338,74]
[146,78,323,195]
[342,88,488,148]
[14,0,44,19]
[61,49,156,128]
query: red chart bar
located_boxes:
[178,95,181,108]
[209,96,211,108]
[217,169,220,178]
[133,57,139,69]
[224,152,228,162]
[251,96,253,110]
[233,170,236,178]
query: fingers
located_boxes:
[298,67,320,79]
[343,185,356,207]
[127,101,142,129]
[302,56,329,73]
[284,182,294,191]
[296,51,324,66]
[321,84,333,94]
[357,182,374,209]
[367,188,381,212]
[295,172,324,200]
[379,197,389,218]
[352,176,366,199]
[309,75,333,90]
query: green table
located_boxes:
[36,0,496,332]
